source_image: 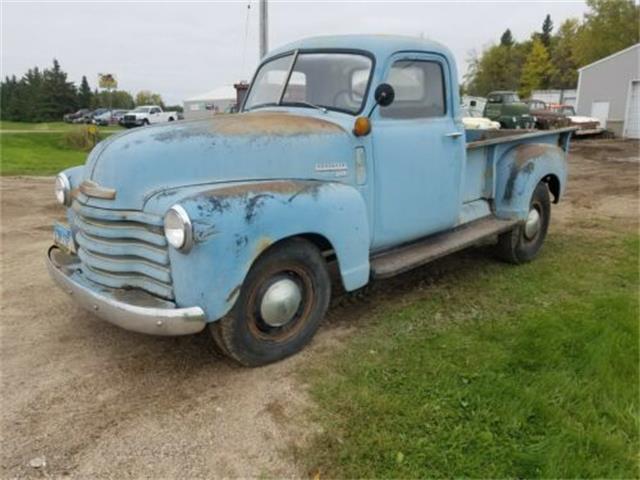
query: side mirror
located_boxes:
[374,83,395,107]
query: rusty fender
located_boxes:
[164,180,370,323]
[494,143,567,221]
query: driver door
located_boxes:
[371,53,464,250]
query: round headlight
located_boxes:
[164,205,193,252]
[55,173,71,206]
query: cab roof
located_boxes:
[267,34,454,62]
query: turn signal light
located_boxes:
[353,117,371,137]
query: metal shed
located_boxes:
[576,44,640,138]
[183,86,237,120]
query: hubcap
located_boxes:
[524,207,541,240]
[260,278,302,327]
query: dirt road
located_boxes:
[1,139,638,478]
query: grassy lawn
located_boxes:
[0,120,123,133]
[305,228,639,478]
[0,123,123,175]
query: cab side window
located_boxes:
[380,60,446,119]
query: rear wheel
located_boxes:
[209,238,331,366]
[495,181,551,264]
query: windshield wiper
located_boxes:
[291,101,328,114]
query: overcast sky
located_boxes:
[2,1,589,105]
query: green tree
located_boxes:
[573,0,640,66]
[91,90,135,109]
[549,19,580,89]
[78,75,92,108]
[40,59,78,121]
[519,38,555,98]
[464,40,531,96]
[135,90,164,107]
[541,14,553,47]
[500,29,514,47]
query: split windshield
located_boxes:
[243,51,373,115]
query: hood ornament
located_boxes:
[79,180,116,200]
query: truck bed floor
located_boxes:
[370,217,519,279]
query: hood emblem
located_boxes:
[79,180,117,200]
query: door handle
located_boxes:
[445,131,463,138]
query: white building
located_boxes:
[183,86,237,120]
[576,44,640,138]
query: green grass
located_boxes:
[0,123,123,175]
[305,231,639,478]
[1,132,91,175]
[0,120,123,133]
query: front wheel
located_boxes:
[495,181,551,264]
[209,238,331,366]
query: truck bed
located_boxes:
[465,126,576,149]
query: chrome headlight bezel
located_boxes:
[55,173,71,206]
[164,205,193,252]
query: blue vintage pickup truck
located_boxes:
[47,35,572,366]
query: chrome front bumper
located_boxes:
[47,247,206,336]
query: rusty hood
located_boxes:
[80,111,353,210]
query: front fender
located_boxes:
[495,143,567,220]
[168,180,370,323]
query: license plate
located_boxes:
[53,223,76,254]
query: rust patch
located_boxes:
[254,237,273,258]
[514,144,552,168]
[209,111,345,136]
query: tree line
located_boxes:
[464,0,640,98]
[0,60,170,123]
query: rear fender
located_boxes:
[494,143,567,220]
[169,180,370,322]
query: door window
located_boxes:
[381,60,446,119]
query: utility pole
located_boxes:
[259,0,268,59]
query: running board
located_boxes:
[370,217,519,279]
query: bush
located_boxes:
[62,126,104,151]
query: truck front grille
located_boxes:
[71,199,174,300]
[124,115,136,122]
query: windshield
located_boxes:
[133,107,151,113]
[243,51,373,114]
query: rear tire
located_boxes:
[495,181,551,264]
[209,238,331,366]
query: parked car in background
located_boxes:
[121,105,178,128]
[48,35,573,366]
[63,109,90,123]
[93,109,129,126]
[484,91,535,129]
[460,104,500,130]
[548,104,604,136]
[526,100,571,130]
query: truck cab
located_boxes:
[484,91,535,129]
[47,35,571,366]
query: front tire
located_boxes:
[209,238,331,366]
[496,181,551,264]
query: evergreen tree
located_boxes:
[41,59,78,121]
[519,39,555,98]
[541,14,553,47]
[78,75,92,108]
[500,29,514,47]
